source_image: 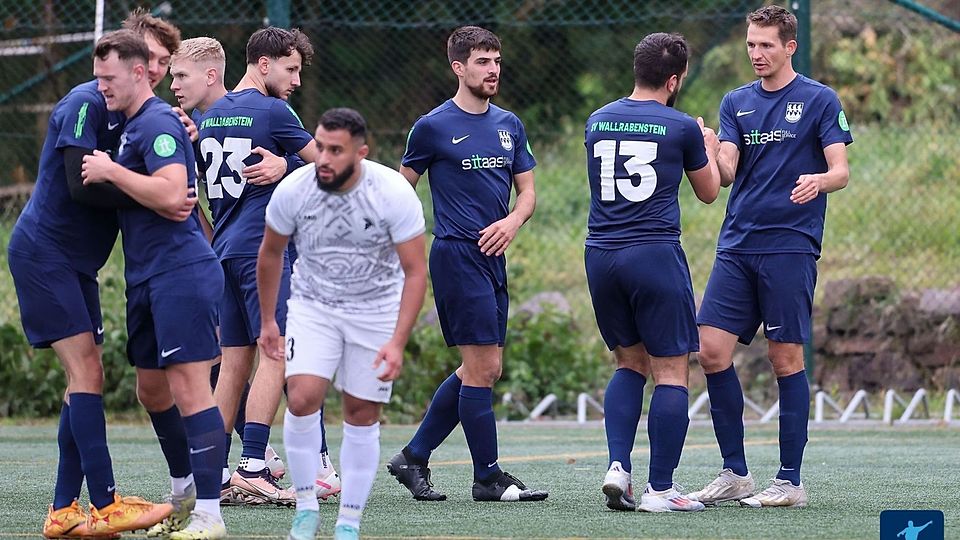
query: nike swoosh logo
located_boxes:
[487,462,498,468]
[161,346,182,358]
[107,485,116,492]
[451,135,470,144]
[765,324,782,331]
[96,326,104,335]
[736,110,756,117]
[780,467,795,471]
[190,444,216,455]
[107,122,120,130]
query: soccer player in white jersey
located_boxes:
[257,108,427,540]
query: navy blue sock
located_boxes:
[647,385,690,491]
[603,368,646,473]
[459,385,500,482]
[182,407,226,501]
[319,407,328,454]
[235,382,250,439]
[776,371,810,486]
[223,432,232,470]
[68,393,115,509]
[241,422,270,462]
[148,405,192,478]
[54,403,84,509]
[408,372,462,462]
[706,365,748,476]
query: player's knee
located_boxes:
[67,354,105,393]
[768,349,804,377]
[695,345,731,373]
[342,398,380,426]
[286,392,321,417]
[136,376,173,412]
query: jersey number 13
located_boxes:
[593,140,658,202]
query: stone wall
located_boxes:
[813,277,960,392]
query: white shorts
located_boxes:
[284,298,397,403]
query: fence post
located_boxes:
[266,0,291,28]
[791,0,812,77]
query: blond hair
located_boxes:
[171,37,226,77]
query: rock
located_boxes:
[918,288,960,316]
[514,291,571,316]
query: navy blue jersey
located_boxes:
[401,100,536,241]
[717,75,853,257]
[8,80,124,275]
[584,98,708,249]
[114,97,214,286]
[197,89,313,259]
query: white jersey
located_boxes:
[265,159,425,315]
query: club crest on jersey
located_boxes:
[785,102,804,124]
[498,130,513,151]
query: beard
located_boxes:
[467,79,498,100]
[315,162,355,192]
[666,85,681,108]
[265,80,286,100]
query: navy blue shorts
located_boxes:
[697,252,817,345]
[220,256,291,347]
[8,251,104,348]
[585,243,699,357]
[430,238,508,347]
[126,259,222,368]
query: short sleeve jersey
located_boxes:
[8,80,124,275]
[584,98,709,249]
[717,75,853,257]
[265,159,425,315]
[197,89,313,259]
[114,97,215,286]
[401,100,535,241]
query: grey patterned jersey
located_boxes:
[265,159,425,314]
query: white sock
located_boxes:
[283,409,322,512]
[335,422,380,530]
[194,498,221,520]
[221,467,231,484]
[171,473,194,497]
[239,456,266,473]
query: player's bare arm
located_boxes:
[172,106,198,142]
[256,224,290,363]
[478,169,535,257]
[242,146,288,185]
[374,233,428,382]
[295,138,319,164]
[686,117,722,203]
[717,141,740,187]
[81,152,195,220]
[197,201,214,242]
[398,165,421,188]
[791,142,849,205]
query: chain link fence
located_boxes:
[0,1,957,395]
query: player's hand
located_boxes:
[791,174,822,205]
[80,150,116,184]
[173,107,198,142]
[258,319,284,362]
[243,147,288,185]
[478,214,522,257]
[373,338,405,382]
[156,187,198,222]
[698,117,720,158]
